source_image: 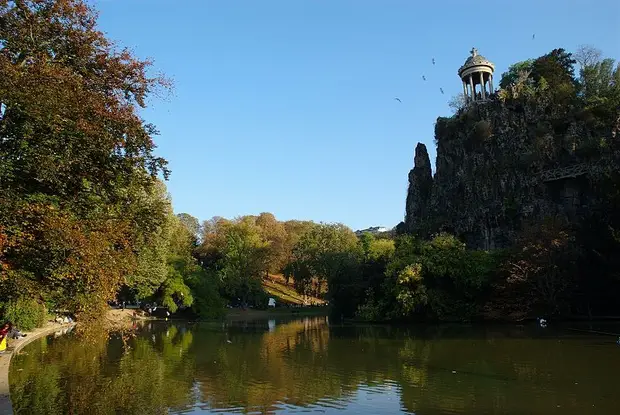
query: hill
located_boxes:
[262,275,326,306]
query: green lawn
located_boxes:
[261,275,325,306]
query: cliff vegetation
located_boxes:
[391,46,620,320]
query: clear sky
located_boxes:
[92,0,619,231]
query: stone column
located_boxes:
[469,75,475,101]
[489,74,494,94]
[462,81,468,101]
[479,72,486,99]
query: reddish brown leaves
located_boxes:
[0,1,171,316]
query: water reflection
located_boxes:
[9,319,620,414]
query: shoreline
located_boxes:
[224,307,329,321]
[0,322,75,415]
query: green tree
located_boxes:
[0,0,170,318]
[282,220,315,283]
[499,59,534,89]
[125,180,174,300]
[177,213,201,243]
[196,216,229,269]
[218,218,269,305]
[373,234,496,321]
[255,212,288,276]
[288,223,359,298]
[530,48,578,103]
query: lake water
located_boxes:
[9,317,620,414]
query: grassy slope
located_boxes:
[262,274,325,305]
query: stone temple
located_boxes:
[458,48,495,102]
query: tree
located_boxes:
[288,223,359,299]
[217,218,269,305]
[177,213,201,243]
[574,45,603,70]
[367,238,395,262]
[0,0,170,317]
[255,212,288,276]
[163,213,223,317]
[0,0,169,199]
[580,58,618,102]
[448,93,468,113]
[282,220,314,283]
[125,180,174,300]
[505,217,579,316]
[530,48,578,103]
[499,59,534,89]
[196,216,229,268]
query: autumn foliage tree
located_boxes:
[0,0,170,319]
[489,217,579,318]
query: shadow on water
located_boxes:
[8,318,620,414]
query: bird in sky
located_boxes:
[532,33,535,40]
[394,97,402,103]
[422,75,426,81]
[432,58,435,65]
[440,88,444,94]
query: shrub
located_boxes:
[3,298,48,331]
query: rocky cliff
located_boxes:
[403,95,620,249]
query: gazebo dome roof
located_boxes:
[458,48,495,77]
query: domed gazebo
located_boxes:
[458,47,495,102]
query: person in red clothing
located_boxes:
[0,322,12,353]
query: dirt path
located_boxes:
[0,322,75,415]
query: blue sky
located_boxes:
[92,0,619,231]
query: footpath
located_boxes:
[0,322,75,415]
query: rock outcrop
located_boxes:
[403,97,620,249]
[404,143,433,235]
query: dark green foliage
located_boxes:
[190,273,226,319]
[499,59,534,89]
[472,120,492,142]
[2,298,48,331]
[349,234,499,322]
[398,45,620,322]
[531,48,578,95]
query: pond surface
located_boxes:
[9,317,620,414]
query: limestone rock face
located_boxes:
[404,143,433,235]
[404,98,620,249]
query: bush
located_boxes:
[377,234,498,321]
[190,271,226,319]
[3,298,48,331]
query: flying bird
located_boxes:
[532,33,535,40]
[394,97,402,103]
[432,58,436,65]
[440,88,444,95]
[422,75,426,81]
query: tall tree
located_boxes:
[255,212,288,276]
[0,0,170,317]
[125,180,174,300]
[288,223,359,298]
[530,48,578,103]
[177,213,201,243]
[216,217,269,305]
